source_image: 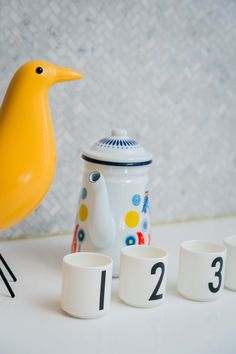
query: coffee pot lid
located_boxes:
[82,128,152,166]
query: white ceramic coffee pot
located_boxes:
[71,129,153,276]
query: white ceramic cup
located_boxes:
[61,252,113,319]
[224,235,236,291]
[177,240,226,301]
[118,245,168,308]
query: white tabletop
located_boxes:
[1,217,236,354]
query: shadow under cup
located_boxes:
[61,252,113,319]
[177,240,226,302]
[119,245,168,308]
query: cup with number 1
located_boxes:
[61,252,113,319]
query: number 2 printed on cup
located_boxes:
[149,262,165,301]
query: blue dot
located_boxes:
[81,188,87,200]
[78,229,85,242]
[125,235,136,246]
[132,194,141,206]
[142,219,148,231]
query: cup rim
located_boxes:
[121,245,168,261]
[224,235,236,248]
[181,240,226,255]
[63,252,113,269]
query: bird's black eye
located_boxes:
[35,67,43,74]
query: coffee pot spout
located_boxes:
[88,171,116,249]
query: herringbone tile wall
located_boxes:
[0,0,236,238]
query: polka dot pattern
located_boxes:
[78,229,85,242]
[142,219,148,231]
[132,194,141,206]
[125,210,139,228]
[125,235,136,246]
[81,187,87,200]
[79,204,88,222]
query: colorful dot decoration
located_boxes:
[81,187,87,200]
[137,231,145,245]
[125,235,136,246]
[78,229,85,242]
[132,194,141,206]
[79,204,88,222]
[142,219,148,231]
[125,210,140,228]
[71,224,79,253]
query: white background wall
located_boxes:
[0,0,235,238]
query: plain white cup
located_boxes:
[224,235,236,291]
[119,245,168,308]
[177,240,226,301]
[61,252,113,319]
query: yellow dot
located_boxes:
[125,211,139,228]
[79,204,88,222]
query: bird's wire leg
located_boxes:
[0,253,17,281]
[0,253,17,298]
[0,266,15,298]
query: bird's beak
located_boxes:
[53,65,83,83]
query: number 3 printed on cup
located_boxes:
[208,257,223,293]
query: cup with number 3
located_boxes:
[177,240,226,301]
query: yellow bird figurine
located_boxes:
[0,60,83,231]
